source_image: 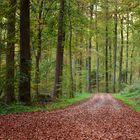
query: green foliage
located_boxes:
[120,81,140,94]
[0,93,91,114]
[114,93,140,112]
[113,81,140,111]
[0,0,140,103]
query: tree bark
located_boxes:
[35,0,44,97]
[87,2,93,93]
[105,0,109,93]
[130,45,135,85]
[79,36,83,92]
[113,0,118,93]
[52,0,65,98]
[130,21,135,85]
[19,0,31,104]
[5,0,16,103]
[125,12,129,84]
[68,0,74,98]
[95,1,99,92]
[119,17,124,91]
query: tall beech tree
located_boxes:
[35,0,44,97]
[87,1,93,93]
[5,0,16,103]
[19,0,31,104]
[130,15,135,85]
[105,0,109,93]
[68,0,74,98]
[113,0,118,93]
[95,0,99,92]
[119,16,124,91]
[125,12,129,84]
[53,0,65,98]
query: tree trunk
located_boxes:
[105,0,109,93]
[95,1,99,92]
[130,22,135,85]
[5,0,16,103]
[130,45,135,85]
[125,12,129,84]
[68,0,74,98]
[35,0,44,97]
[139,65,140,80]
[19,0,31,104]
[87,2,93,93]
[113,0,118,93]
[52,0,65,98]
[79,36,83,92]
[119,17,124,91]
[109,39,112,91]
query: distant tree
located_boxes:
[113,0,118,93]
[125,12,129,84]
[87,1,93,93]
[95,0,99,92]
[105,0,109,93]
[68,0,74,98]
[119,16,124,91]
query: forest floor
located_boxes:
[0,94,140,140]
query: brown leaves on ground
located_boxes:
[0,94,140,140]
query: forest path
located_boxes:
[1,94,140,140]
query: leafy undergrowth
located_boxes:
[113,93,140,111]
[113,82,140,111]
[113,93,140,112]
[0,93,91,115]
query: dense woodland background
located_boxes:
[0,0,140,105]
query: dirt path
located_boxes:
[1,94,140,140]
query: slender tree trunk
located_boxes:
[5,0,16,103]
[105,0,109,93]
[109,38,113,92]
[139,65,140,80]
[79,36,83,92]
[113,0,118,93]
[52,0,65,98]
[95,1,99,92]
[69,29,74,98]
[19,0,31,104]
[75,35,78,92]
[68,0,74,98]
[119,17,124,91]
[125,12,129,84]
[87,2,93,93]
[35,0,44,97]
[87,37,92,92]
[130,45,135,85]
[130,24,135,85]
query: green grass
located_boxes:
[113,81,140,111]
[0,93,91,115]
[113,93,140,112]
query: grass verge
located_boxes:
[113,93,140,112]
[0,93,91,115]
